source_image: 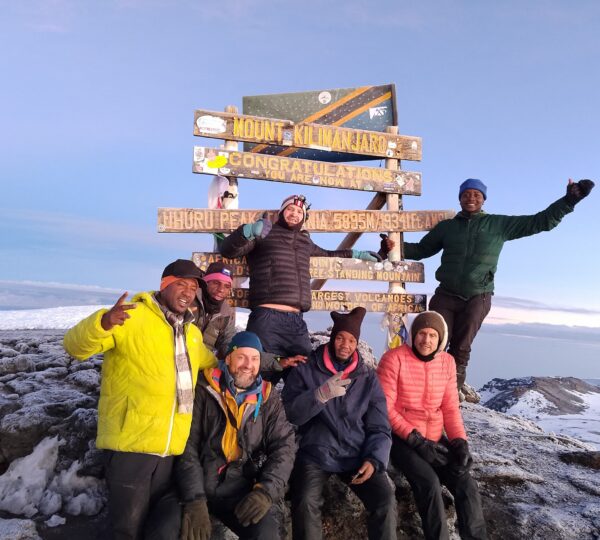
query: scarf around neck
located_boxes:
[153,293,195,414]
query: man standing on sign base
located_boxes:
[282,307,396,540]
[220,194,382,380]
[401,178,594,393]
[63,259,217,540]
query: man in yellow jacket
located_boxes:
[64,259,217,540]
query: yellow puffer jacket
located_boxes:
[63,292,217,456]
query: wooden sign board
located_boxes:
[192,146,421,195]
[193,109,422,161]
[158,208,454,233]
[192,252,425,283]
[228,288,426,314]
[243,84,397,162]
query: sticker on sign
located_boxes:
[196,115,227,134]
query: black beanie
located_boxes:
[330,307,367,343]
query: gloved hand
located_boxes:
[565,179,595,206]
[407,430,449,467]
[242,217,272,240]
[180,498,211,540]
[449,438,473,476]
[315,371,351,403]
[378,234,396,259]
[234,487,272,527]
[351,249,382,262]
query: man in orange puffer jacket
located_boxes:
[377,311,487,540]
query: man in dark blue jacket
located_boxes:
[282,307,396,540]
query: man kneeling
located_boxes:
[282,308,397,540]
[157,331,295,540]
[377,311,487,540]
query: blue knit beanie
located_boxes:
[226,331,264,355]
[459,178,487,200]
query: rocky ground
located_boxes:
[1,330,599,539]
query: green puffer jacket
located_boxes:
[403,197,574,299]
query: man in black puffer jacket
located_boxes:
[220,194,381,379]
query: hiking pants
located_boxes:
[429,288,492,389]
[104,451,174,540]
[247,307,312,382]
[391,437,487,540]
[290,460,397,540]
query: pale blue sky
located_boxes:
[1,0,599,316]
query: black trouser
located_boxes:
[391,437,487,540]
[290,460,397,540]
[429,288,492,389]
[148,488,279,540]
[247,307,312,382]
[104,451,174,540]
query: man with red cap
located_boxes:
[64,259,217,540]
[400,178,594,394]
[282,307,396,540]
[220,194,382,380]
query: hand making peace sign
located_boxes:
[100,292,137,331]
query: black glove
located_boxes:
[407,430,449,467]
[379,234,395,260]
[449,438,473,476]
[565,179,595,206]
[180,499,211,540]
[234,487,272,527]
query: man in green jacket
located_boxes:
[64,259,216,540]
[403,178,594,393]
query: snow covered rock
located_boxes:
[2,329,600,539]
[480,376,600,448]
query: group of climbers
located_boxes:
[63,177,593,539]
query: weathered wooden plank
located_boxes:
[158,209,454,233]
[192,252,425,283]
[192,146,421,195]
[193,109,422,161]
[228,288,426,314]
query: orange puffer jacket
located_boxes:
[376,344,466,442]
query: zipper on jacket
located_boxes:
[293,231,302,307]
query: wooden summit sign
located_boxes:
[228,288,426,314]
[192,146,421,195]
[192,252,425,283]
[193,109,422,161]
[158,208,454,233]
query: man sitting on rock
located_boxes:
[158,331,295,540]
[377,311,487,540]
[282,307,396,540]
[63,259,217,540]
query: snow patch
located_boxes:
[0,437,104,518]
[0,306,108,330]
[0,518,40,540]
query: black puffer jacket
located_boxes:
[175,369,296,503]
[220,221,352,312]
